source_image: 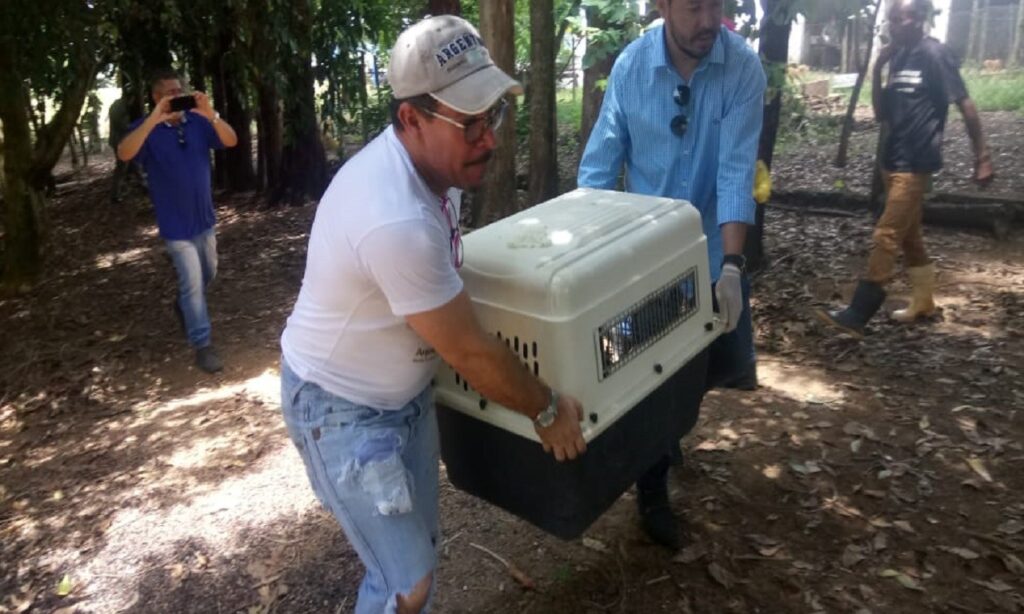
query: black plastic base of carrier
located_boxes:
[436,350,709,540]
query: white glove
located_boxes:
[715,263,743,333]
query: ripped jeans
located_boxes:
[280,358,439,614]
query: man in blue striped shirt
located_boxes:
[578,0,765,549]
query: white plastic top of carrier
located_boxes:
[462,188,703,319]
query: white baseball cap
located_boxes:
[388,15,523,115]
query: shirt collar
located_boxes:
[653,24,727,74]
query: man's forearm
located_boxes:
[212,118,238,148]
[721,222,747,256]
[451,337,549,420]
[117,119,157,161]
[958,98,989,160]
[872,66,885,121]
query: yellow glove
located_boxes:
[753,160,771,205]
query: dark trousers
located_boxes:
[637,274,755,495]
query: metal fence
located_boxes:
[947,4,1023,63]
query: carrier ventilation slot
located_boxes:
[596,268,699,380]
[453,332,541,405]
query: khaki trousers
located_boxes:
[866,172,931,284]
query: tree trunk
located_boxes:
[211,59,229,190]
[427,0,461,15]
[527,0,559,206]
[1,62,44,289]
[472,0,517,226]
[256,79,283,192]
[68,131,80,168]
[835,0,882,168]
[77,126,89,167]
[580,7,617,153]
[1010,0,1024,67]
[222,73,256,191]
[968,0,986,62]
[209,0,258,194]
[0,44,95,290]
[743,0,793,272]
[273,0,328,206]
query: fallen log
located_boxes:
[769,190,1021,238]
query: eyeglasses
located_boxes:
[176,124,186,148]
[419,98,508,144]
[671,85,690,138]
[439,195,464,269]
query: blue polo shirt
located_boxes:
[128,114,224,241]
[577,25,766,280]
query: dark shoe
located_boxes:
[196,346,224,373]
[638,488,680,550]
[814,280,886,339]
[719,368,758,390]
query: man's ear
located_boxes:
[397,102,423,134]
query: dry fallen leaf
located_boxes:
[969,578,1014,593]
[998,520,1024,535]
[673,544,708,565]
[998,552,1024,575]
[508,564,536,590]
[893,520,915,534]
[966,457,994,483]
[56,575,73,598]
[581,537,608,553]
[707,562,735,589]
[879,569,923,591]
[939,546,980,560]
[12,590,36,614]
[842,544,866,567]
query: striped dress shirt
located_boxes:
[577,24,766,280]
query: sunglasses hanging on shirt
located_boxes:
[671,84,690,138]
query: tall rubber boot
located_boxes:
[892,264,936,322]
[814,280,887,339]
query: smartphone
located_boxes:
[169,95,197,112]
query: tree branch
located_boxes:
[30,48,98,187]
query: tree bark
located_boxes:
[968,0,987,62]
[256,79,283,192]
[835,0,882,168]
[472,0,517,226]
[211,58,229,190]
[1010,0,1024,67]
[215,4,256,194]
[0,42,95,289]
[427,0,461,15]
[580,7,617,153]
[527,0,559,206]
[743,0,793,271]
[273,0,328,206]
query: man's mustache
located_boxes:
[465,152,493,167]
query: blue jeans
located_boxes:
[280,358,439,614]
[707,274,756,389]
[165,228,217,348]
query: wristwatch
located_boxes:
[211,111,221,124]
[533,389,559,429]
[723,253,746,272]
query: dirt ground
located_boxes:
[2,111,1023,614]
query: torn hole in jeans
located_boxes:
[339,431,414,516]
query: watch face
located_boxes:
[535,408,556,428]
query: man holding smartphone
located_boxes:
[118,69,238,373]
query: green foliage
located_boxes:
[575,0,644,71]
[313,0,421,138]
[556,89,583,128]
[962,70,1024,113]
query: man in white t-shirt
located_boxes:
[279,16,587,614]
